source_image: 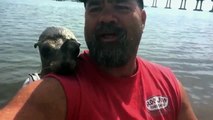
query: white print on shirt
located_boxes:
[146,96,168,111]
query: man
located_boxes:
[0,0,197,120]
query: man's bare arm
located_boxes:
[0,78,66,120]
[178,81,198,120]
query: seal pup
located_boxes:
[34,26,80,76]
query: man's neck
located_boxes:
[99,56,138,77]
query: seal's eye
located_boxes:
[40,44,57,59]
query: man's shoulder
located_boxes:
[137,57,171,72]
[45,73,79,85]
[24,78,66,105]
[28,78,66,118]
[44,74,81,98]
[137,57,179,92]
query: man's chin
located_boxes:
[90,50,129,68]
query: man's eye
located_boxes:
[88,6,102,13]
[115,5,131,11]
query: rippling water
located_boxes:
[0,0,213,119]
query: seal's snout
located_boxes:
[53,39,80,75]
[60,39,80,58]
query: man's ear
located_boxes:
[141,24,145,31]
[141,10,146,27]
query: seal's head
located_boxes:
[35,26,80,76]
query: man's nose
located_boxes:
[98,7,118,24]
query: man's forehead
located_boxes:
[86,0,134,3]
[82,0,144,9]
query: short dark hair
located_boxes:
[78,0,144,9]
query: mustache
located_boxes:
[94,23,126,39]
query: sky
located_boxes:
[144,0,213,11]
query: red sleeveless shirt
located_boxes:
[47,51,181,120]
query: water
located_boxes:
[0,0,213,119]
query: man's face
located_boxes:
[84,0,146,68]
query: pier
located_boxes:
[60,0,213,12]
